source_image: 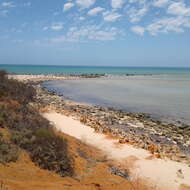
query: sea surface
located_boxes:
[1,64,190,124]
[1,64,190,75]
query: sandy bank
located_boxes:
[43,112,190,190]
[8,74,67,82]
[8,74,103,82]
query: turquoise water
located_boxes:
[1,64,190,75]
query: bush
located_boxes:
[11,129,34,147]
[0,70,7,81]
[0,70,73,177]
[0,133,19,163]
[35,128,54,139]
[0,70,35,104]
[11,128,73,176]
[30,128,73,176]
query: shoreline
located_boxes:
[38,86,190,163]
[9,73,190,124]
[9,74,190,164]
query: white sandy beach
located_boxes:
[8,74,67,82]
[43,112,190,190]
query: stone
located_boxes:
[109,167,130,180]
[177,169,184,179]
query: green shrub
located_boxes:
[11,129,34,147]
[0,70,35,104]
[0,134,19,163]
[0,70,73,177]
[0,70,7,81]
[35,128,54,139]
[29,128,73,176]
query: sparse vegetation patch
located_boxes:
[0,70,73,176]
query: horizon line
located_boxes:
[0,64,190,69]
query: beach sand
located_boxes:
[43,112,190,190]
[8,74,67,82]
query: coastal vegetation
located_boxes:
[0,70,73,177]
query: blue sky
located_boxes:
[0,0,190,67]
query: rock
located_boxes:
[109,167,130,180]
[80,116,87,124]
[118,138,126,144]
[185,140,190,146]
[148,144,158,154]
[180,154,187,159]
[177,169,184,179]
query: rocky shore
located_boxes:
[9,74,190,165]
[32,87,190,166]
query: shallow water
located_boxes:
[44,75,190,124]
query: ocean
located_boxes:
[1,64,190,124]
[1,64,190,75]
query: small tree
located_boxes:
[0,70,7,81]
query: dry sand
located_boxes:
[43,112,190,190]
[8,74,67,82]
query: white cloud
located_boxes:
[153,0,170,8]
[111,0,125,9]
[49,25,122,43]
[146,16,190,35]
[167,2,190,17]
[76,0,95,9]
[127,6,148,23]
[88,7,105,16]
[51,23,64,31]
[63,2,74,11]
[1,1,15,8]
[146,1,190,36]
[103,11,122,22]
[131,25,145,35]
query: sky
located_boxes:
[0,0,190,67]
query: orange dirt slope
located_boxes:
[0,131,150,190]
